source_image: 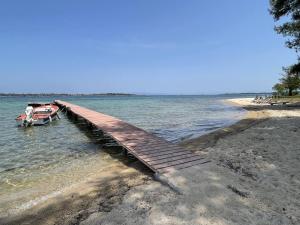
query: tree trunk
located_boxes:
[288,88,293,96]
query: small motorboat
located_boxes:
[16,103,60,127]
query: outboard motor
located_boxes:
[23,106,34,126]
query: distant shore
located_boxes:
[0,93,136,97]
[0,92,270,97]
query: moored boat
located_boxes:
[16,103,60,127]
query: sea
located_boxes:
[0,94,249,216]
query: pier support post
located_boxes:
[122,148,128,156]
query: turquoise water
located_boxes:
[0,95,246,216]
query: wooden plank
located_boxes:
[123,143,163,151]
[140,151,193,162]
[136,144,183,152]
[55,100,208,174]
[121,141,163,148]
[135,148,185,158]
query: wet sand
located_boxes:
[2,98,300,225]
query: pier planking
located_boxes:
[55,100,209,173]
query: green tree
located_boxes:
[270,0,300,51]
[272,82,286,96]
[270,1,300,93]
[270,0,300,72]
[280,66,300,95]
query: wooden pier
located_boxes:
[55,100,209,173]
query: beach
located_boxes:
[1,97,300,225]
[3,0,300,224]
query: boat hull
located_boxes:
[16,103,59,127]
[29,113,59,126]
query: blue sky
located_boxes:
[0,0,297,94]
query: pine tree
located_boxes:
[270,0,300,51]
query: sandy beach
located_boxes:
[3,0,300,224]
[1,98,300,225]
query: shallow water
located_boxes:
[0,95,247,216]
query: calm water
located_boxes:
[0,95,246,216]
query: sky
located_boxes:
[0,0,297,94]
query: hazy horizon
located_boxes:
[0,92,269,96]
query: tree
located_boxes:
[270,0,300,51]
[272,82,286,96]
[280,66,300,95]
[270,0,300,72]
[270,1,300,93]
[289,61,300,73]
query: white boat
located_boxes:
[16,103,60,126]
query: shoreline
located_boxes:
[87,97,299,225]
[0,93,136,97]
[180,98,269,151]
[2,97,300,225]
[1,98,253,225]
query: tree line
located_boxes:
[270,0,300,96]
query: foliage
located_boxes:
[289,61,300,73]
[270,1,300,94]
[273,65,300,96]
[272,82,286,95]
[269,0,300,51]
[281,66,300,95]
